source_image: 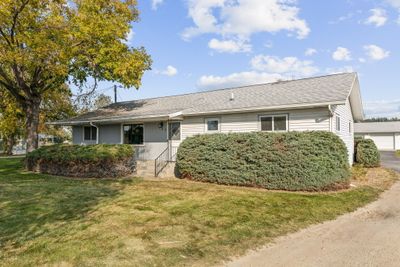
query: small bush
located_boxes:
[26,144,135,178]
[176,131,350,191]
[355,139,380,167]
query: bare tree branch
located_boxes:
[10,0,30,44]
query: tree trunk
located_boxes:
[24,97,41,153]
[5,135,15,155]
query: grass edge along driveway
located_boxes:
[0,158,398,267]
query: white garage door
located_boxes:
[366,134,395,151]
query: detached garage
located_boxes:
[355,122,400,151]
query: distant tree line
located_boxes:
[361,117,400,122]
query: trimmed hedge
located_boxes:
[176,131,350,191]
[26,144,135,178]
[354,139,380,167]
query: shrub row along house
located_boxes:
[49,73,364,177]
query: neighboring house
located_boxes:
[355,122,400,151]
[49,73,364,175]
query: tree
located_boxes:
[74,93,113,113]
[0,84,76,154]
[0,89,24,155]
[94,94,113,110]
[0,0,151,152]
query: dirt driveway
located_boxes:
[226,156,400,267]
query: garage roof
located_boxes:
[355,122,400,133]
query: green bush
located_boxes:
[26,144,135,178]
[355,139,380,167]
[176,131,350,191]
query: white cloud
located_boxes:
[182,0,310,43]
[197,53,319,90]
[152,0,164,10]
[359,57,366,63]
[364,44,390,60]
[305,48,317,56]
[386,0,400,9]
[365,8,387,27]
[332,47,352,61]
[329,12,354,24]
[208,38,252,53]
[157,65,178,76]
[326,66,355,74]
[251,55,319,76]
[364,99,400,118]
[198,71,284,90]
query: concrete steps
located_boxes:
[157,162,177,178]
[136,160,177,178]
[136,160,155,177]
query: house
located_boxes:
[49,73,364,176]
[355,122,400,151]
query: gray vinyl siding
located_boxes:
[141,122,168,160]
[99,124,122,144]
[72,126,96,145]
[71,106,354,162]
[181,107,330,140]
[332,99,354,165]
[72,126,84,144]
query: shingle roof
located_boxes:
[51,72,358,125]
[355,122,400,133]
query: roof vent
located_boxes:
[230,93,235,101]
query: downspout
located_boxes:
[328,105,334,132]
[90,122,99,144]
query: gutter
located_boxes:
[90,122,99,144]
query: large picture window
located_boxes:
[168,122,181,140]
[84,126,97,141]
[123,124,144,145]
[260,115,288,132]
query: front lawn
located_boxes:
[396,150,400,158]
[0,158,397,266]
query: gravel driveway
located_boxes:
[225,153,400,267]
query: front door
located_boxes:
[168,121,181,160]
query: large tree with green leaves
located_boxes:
[0,89,24,154]
[0,84,76,154]
[0,0,151,152]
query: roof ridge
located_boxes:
[107,72,356,107]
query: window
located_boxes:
[84,126,97,141]
[205,118,220,132]
[168,122,181,140]
[260,115,288,132]
[336,115,341,132]
[123,124,144,145]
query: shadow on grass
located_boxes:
[0,158,135,249]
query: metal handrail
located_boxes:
[155,146,169,177]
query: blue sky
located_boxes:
[91,0,400,118]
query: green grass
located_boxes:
[0,158,396,267]
[396,150,400,158]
